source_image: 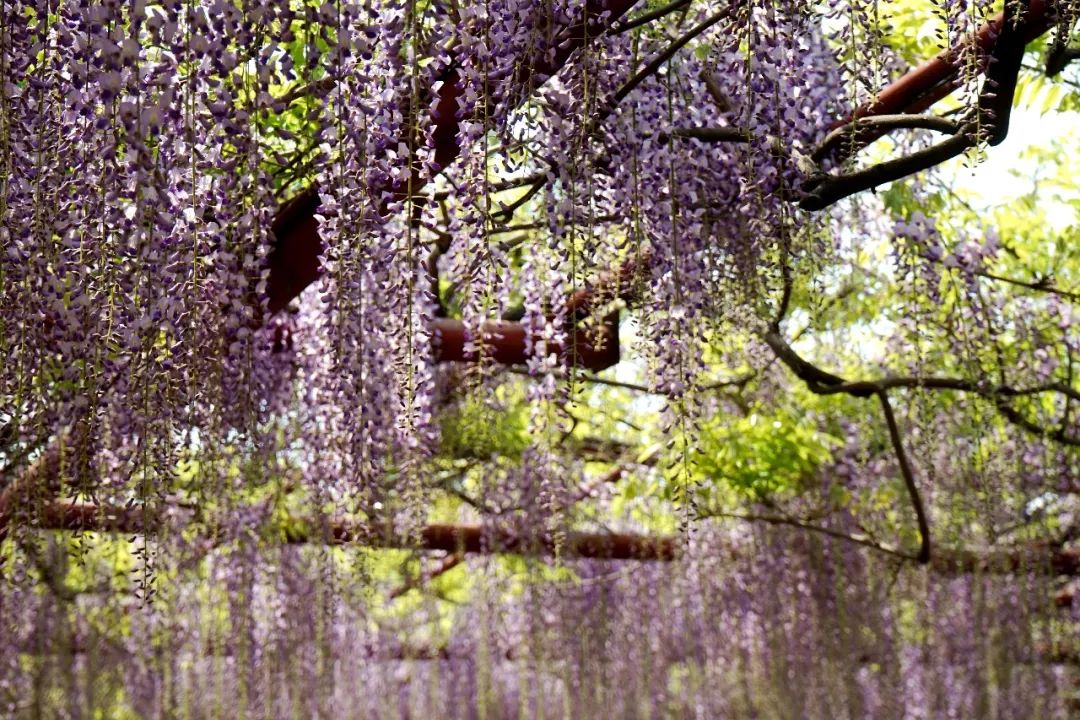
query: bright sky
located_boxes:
[946,107,1080,229]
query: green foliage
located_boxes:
[691,403,841,502]
[438,392,530,460]
[876,0,951,66]
[1016,70,1071,114]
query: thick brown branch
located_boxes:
[1046,45,1080,76]
[275,77,337,107]
[819,376,1080,404]
[432,317,619,371]
[976,0,1029,147]
[761,330,849,392]
[800,132,971,211]
[811,114,961,163]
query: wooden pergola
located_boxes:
[2,0,1074,586]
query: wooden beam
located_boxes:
[32,501,677,562]
[264,1,643,317]
[16,501,1078,576]
[823,0,1054,161]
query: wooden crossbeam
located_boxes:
[823,0,1054,161]
[32,501,677,562]
[262,1,643,373]
[13,501,1076,579]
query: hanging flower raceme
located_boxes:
[1,1,1077,717]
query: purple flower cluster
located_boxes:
[1,2,1076,717]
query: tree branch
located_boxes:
[389,552,465,600]
[801,132,971,211]
[670,126,751,143]
[818,376,1080,404]
[705,510,918,562]
[975,269,1080,302]
[702,510,1076,575]
[0,424,86,543]
[1046,46,1080,76]
[994,398,1080,446]
[275,77,338,108]
[877,390,932,564]
[609,0,692,35]
[811,114,961,163]
[800,0,1031,211]
[603,5,736,117]
[761,330,849,392]
[764,329,1080,446]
